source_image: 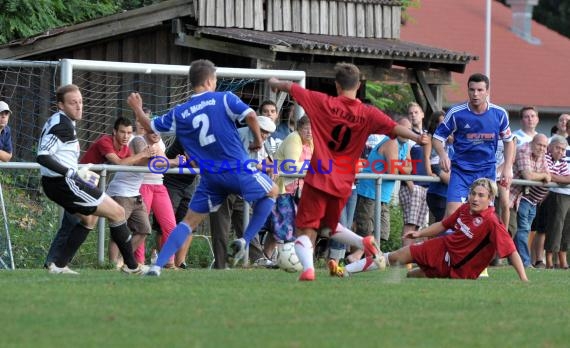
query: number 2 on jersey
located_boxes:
[192,113,216,146]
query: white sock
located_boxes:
[383,252,391,266]
[345,257,378,273]
[331,223,363,248]
[294,235,314,271]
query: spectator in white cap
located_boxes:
[0,101,13,162]
[235,115,279,268]
[238,115,276,165]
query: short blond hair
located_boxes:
[470,178,498,200]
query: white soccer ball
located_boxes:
[277,242,303,273]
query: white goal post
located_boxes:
[60,58,306,119]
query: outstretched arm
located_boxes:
[268,77,293,93]
[501,139,515,186]
[391,125,429,146]
[507,251,529,282]
[127,93,153,134]
[432,138,450,173]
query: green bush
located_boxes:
[3,183,65,268]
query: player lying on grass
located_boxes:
[329,178,528,281]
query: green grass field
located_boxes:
[1,266,569,348]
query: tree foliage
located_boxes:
[365,82,415,116]
[532,0,570,38]
[498,0,570,39]
[0,0,164,45]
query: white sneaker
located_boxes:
[47,262,79,275]
[253,257,279,269]
[146,265,161,277]
[479,267,489,278]
[121,264,149,275]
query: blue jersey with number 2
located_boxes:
[151,91,254,172]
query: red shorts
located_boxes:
[295,184,348,231]
[409,237,451,278]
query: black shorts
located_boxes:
[41,176,104,215]
[533,197,550,234]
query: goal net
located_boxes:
[0,59,304,268]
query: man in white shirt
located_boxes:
[513,106,539,147]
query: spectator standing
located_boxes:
[399,103,430,251]
[509,106,539,263]
[530,136,569,268]
[550,114,570,140]
[160,138,196,269]
[237,115,277,267]
[349,117,412,264]
[271,116,314,245]
[105,135,156,267]
[513,106,539,146]
[542,136,570,269]
[423,111,452,223]
[508,134,550,268]
[272,105,295,142]
[259,100,283,155]
[134,128,181,268]
[0,101,13,162]
[502,106,539,233]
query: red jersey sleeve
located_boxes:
[490,220,517,258]
[290,83,328,110]
[365,106,397,138]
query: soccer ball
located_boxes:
[277,242,303,273]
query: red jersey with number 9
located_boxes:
[290,83,397,197]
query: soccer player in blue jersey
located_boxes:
[127,59,278,276]
[433,73,514,218]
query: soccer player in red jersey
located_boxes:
[268,63,428,281]
[364,178,527,281]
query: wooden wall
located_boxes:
[196,0,265,30]
[267,0,400,38]
[196,0,402,39]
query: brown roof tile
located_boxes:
[196,27,476,70]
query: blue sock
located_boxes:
[156,222,192,267]
[243,196,275,244]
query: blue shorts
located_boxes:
[189,171,273,214]
[447,165,496,203]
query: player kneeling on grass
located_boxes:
[330,178,528,281]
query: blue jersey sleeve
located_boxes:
[433,112,454,143]
[224,92,255,123]
[498,109,513,141]
[151,108,177,135]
